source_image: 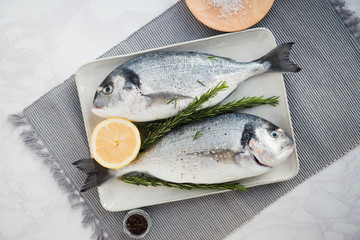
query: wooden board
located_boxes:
[185,0,274,32]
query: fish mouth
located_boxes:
[253,155,270,167]
[248,146,270,168]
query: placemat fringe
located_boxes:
[329,0,360,41]
[8,113,28,126]
[8,113,110,240]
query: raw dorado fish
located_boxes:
[92,43,301,122]
[74,113,295,192]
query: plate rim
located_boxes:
[75,27,274,82]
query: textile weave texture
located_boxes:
[10,0,360,239]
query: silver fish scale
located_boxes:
[122,51,263,97]
[149,114,247,156]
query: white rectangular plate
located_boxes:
[75,28,299,211]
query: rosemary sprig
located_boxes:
[118,174,247,191]
[140,93,279,151]
[176,96,279,124]
[140,81,228,150]
[192,130,203,140]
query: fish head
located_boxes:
[248,122,294,167]
[92,67,141,118]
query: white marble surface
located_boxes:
[0,0,359,239]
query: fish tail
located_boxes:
[73,158,114,192]
[257,42,301,73]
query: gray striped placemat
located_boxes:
[10,0,360,239]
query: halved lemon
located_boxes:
[90,118,141,169]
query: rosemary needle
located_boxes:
[197,80,206,86]
[206,56,219,61]
[167,96,178,108]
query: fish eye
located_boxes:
[271,131,278,138]
[102,85,113,95]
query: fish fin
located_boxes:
[143,92,192,103]
[257,42,301,73]
[73,158,114,192]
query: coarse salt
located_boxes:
[204,0,251,19]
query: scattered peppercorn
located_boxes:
[126,214,148,236]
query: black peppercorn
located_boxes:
[126,214,148,236]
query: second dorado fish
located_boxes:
[74,113,294,192]
[92,43,300,122]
